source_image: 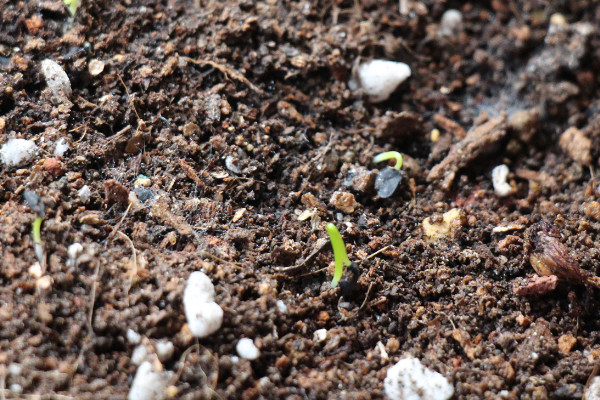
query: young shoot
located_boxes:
[32,217,43,244]
[374,151,403,170]
[326,223,351,288]
[63,0,78,16]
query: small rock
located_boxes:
[422,208,465,242]
[42,158,64,176]
[313,329,327,343]
[236,338,260,360]
[584,202,600,221]
[491,164,513,197]
[384,357,454,400]
[41,59,72,104]
[128,361,171,400]
[78,185,91,203]
[375,167,402,198]
[351,168,377,194]
[88,59,105,76]
[559,127,591,166]
[439,9,463,37]
[54,137,70,157]
[183,271,223,338]
[557,334,577,355]
[155,340,174,362]
[585,376,600,400]
[0,138,39,168]
[127,329,142,345]
[329,191,358,214]
[356,59,411,103]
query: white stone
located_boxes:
[384,357,453,400]
[0,138,39,168]
[41,59,72,103]
[155,340,174,362]
[491,164,513,197]
[585,376,600,400]
[68,243,83,264]
[128,361,170,400]
[440,9,463,37]
[236,338,260,360]
[357,60,411,103]
[127,329,142,345]
[54,137,70,157]
[276,300,287,313]
[183,271,223,338]
[78,185,91,203]
[313,329,327,343]
[131,344,150,366]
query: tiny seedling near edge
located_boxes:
[326,223,352,288]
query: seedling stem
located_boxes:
[374,151,403,170]
[326,223,351,288]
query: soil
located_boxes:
[2,1,600,399]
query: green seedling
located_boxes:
[63,0,78,16]
[32,217,42,245]
[373,151,403,170]
[326,223,352,288]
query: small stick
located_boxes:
[185,57,263,94]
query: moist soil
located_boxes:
[2,1,600,399]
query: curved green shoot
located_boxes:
[326,223,351,288]
[63,0,78,16]
[374,151,403,171]
[32,217,43,244]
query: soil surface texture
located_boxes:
[2,1,600,399]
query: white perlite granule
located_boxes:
[128,361,170,400]
[384,357,453,400]
[356,60,411,103]
[492,164,513,197]
[0,138,39,168]
[41,59,72,103]
[183,271,223,338]
[236,338,260,360]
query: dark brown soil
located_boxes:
[2,1,600,399]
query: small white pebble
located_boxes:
[155,340,174,362]
[29,263,43,279]
[9,384,22,394]
[78,185,91,203]
[183,271,223,338]
[491,164,513,197]
[313,328,328,343]
[131,344,150,366]
[88,59,105,76]
[356,59,411,103]
[384,357,453,400]
[8,363,22,376]
[36,275,52,291]
[585,376,600,400]
[54,137,70,157]
[439,9,464,37]
[276,300,287,313]
[127,329,142,345]
[68,243,83,264]
[236,338,260,360]
[41,59,72,103]
[128,361,170,400]
[0,138,39,168]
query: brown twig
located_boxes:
[184,57,263,94]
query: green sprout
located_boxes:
[63,0,78,16]
[326,223,351,288]
[32,217,43,244]
[373,151,403,170]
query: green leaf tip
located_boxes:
[374,151,403,171]
[326,223,351,288]
[63,0,78,16]
[32,217,43,244]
